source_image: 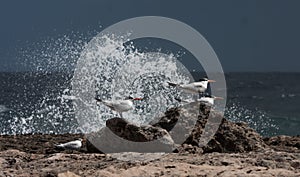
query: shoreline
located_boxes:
[1,106,299,176]
[0,133,299,176]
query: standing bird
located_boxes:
[175,95,223,106]
[167,77,216,94]
[55,138,84,150]
[95,96,143,118]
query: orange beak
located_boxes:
[133,98,143,100]
[214,97,223,100]
[208,80,216,83]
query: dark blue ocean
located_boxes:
[0,72,299,136]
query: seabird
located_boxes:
[95,96,143,118]
[175,95,223,106]
[167,76,216,94]
[55,138,84,150]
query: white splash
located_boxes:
[72,34,194,133]
[225,102,279,136]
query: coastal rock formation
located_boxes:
[1,104,299,176]
[264,135,300,153]
[86,103,268,154]
[86,118,175,153]
[152,103,267,153]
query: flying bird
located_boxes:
[95,96,143,118]
[167,77,216,94]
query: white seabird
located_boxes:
[175,95,223,106]
[95,96,143,118]
[167,77,216,94]
[55,138,84,150]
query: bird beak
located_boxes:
[214,97,223,100]
[133,98,143,100]
[208,80,216,83]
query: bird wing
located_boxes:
[193,82,205,88]
[167,81,179,87]
[199,97,214,105]
[113,100,133,112]
[178,83,200,93]
[101,100,117,110]
[102,100,133,112]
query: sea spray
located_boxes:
[72,34,194,133]
[225,101,279,136]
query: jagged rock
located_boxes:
[173,144,203,154]
[152,103,267,153]
[106,118,171,142]
[204,118,267,153]
[151,108,181,131]
[86,118,175,153]
[264,135,300,153]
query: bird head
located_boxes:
[198,76,216,83]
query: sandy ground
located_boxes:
[0,134,299,177]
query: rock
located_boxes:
[85,102,269,154]
[86,118,175,153]
[151,108,181,131]
[152,103,267,153]
[204,118,267,153]
[0,157,7,168]
[264,135,300,153]
[173,144,203,154]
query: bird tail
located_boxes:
[167,81,178,87]
[174,97,190,103]
[174,97,182,102]
[95,97,102,102]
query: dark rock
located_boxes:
[86,118,175,153]
[173,144,203,154]
[106,118,172,142]
[151,108,181,131]
[264,135,300,153]
[204,118,267,153]
[153,103,267,153]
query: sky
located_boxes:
[0,0,300,72]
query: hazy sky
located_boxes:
[0,0,300,72]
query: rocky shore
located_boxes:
[0,104,299,176]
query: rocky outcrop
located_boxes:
[152,103,267,153]
[86,118,175,153]
[203,119,268,153]
[1,103,299,176]
[86,103,268,154]
[264,135,300,153]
